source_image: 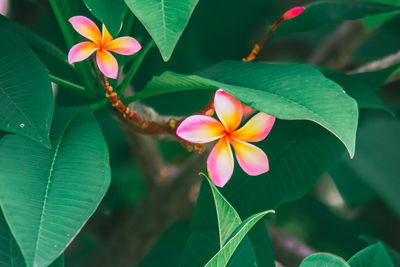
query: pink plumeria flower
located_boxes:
[177,89,275,187]
[68,16,142,79]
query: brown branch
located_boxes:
[348,50,400,74]
[89,142,207,267]
[243,7,305,62]
[102,74,214,154]
[268,224,316,267]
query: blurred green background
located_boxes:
[5,0,400,266]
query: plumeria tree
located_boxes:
[1,0,400,266]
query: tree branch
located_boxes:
[348,50,400,74]
[307,21,367,70]
[268,224,316,267]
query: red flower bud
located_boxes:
[282,7,305,20]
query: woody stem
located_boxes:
[243,17,284,62]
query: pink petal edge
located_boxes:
[207,137,234,187]
[69,16,102,44]
[68,41,97,64]
[229,137,269,176]
[96,50,118,79]
[176,115,225,144]
[232,113,275,143]
[104,37,142,55]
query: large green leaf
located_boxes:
[0,32,53,148]
[348,243,394,267]
[275,0,400,36]
[0,211,64,267]
[188,119,346,237]
[139,222,191,267]
[333,114,400,217]
[0,107,111,267]
[299,253,350,267]
[124,0,199,61]
[320,66,397,115]
[82,0,127,37]
[247,222,275,267]
[137,61,358,157]
[0,211,25,267]
[0,15,67,63]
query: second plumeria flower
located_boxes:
[68,16,142,79]
[177,89,275,187]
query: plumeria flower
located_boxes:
[68,16,142,79]
[177,89,275,187]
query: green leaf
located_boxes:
[205,210,275,267]
[189,119,346,236]
[300,253,350,267]
[247,222,275,267]
[0,15,67,63]
[124,0,199,61]
[182,175,274,267]
[139,222,190,267]
[0,107,111,267]
[348,242,394,267]
[0,211,25,267]
[360,236,400,265]
[0,32,54,148]
[82,0,128,37]
[320,66,397,115]
[137,61,358,157]
[275,0,400,36]
[331,114,400,217]
[361,0,400,28]
[355,16,400,64]
[0,211,64,267]
[203,174,242,247]
[181,177,267,267]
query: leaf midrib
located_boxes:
[160,0,167,43]
[32,111,78,265]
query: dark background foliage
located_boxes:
[3,0,400,266]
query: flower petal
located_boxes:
[104,37,142,55]
[176,115,225,143]
[68,41,98,64]
[229,137,269,176]
[242,103,256,120]
[214,89,243,132]
[231,113,275,142]
[96,50,118,79]
[69,16,102,45]
[101,24,114,46]
[207,137,234,187]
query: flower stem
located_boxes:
[49,74,87,95]
[243,7,305,62]
[90,99,109,112]
[118,40,155,94]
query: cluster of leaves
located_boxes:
[1,0,400,266]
